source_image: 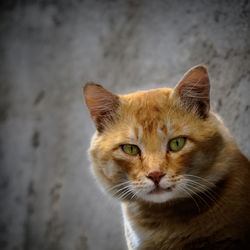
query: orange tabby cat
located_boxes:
[84,65,250,249]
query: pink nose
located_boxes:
[146,171,166,185]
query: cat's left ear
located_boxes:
[173,64,210,118]
[84,83,120,132]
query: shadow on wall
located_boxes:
[0,0,250,250]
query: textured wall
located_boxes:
[0,1,250,250]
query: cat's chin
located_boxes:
[137,189,178,203]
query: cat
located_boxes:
[84,64,250,250]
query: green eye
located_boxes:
[169,137,186,152]
[121,144,140,155]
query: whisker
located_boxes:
[180,183,211,209]
[130,189,141,200]
[112,185,132,196]
[184,183,217,205]
[106,181,131,192]
[183,177,226,204]
[184,180,231,224]
[184,183,221,227]
[183,174,216,187]
[177,185,201,212]
[118,189,134,200]
[185,179,219,199]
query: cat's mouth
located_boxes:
[148,185,175,195]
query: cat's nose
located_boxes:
[146,171,166,185]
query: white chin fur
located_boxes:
[137,191,176,203]
[135,186,188,203]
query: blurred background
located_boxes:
[0,0,250,250]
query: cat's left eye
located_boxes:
[121,144,140,156]
[168,137,186,152]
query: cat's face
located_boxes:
[85,65,226,203]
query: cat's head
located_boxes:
[84,65,229,203]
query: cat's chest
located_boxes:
[121,204,174,250]
[122,205,150,249]
[121,203,208,250]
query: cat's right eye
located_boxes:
[121,144,140,156]
[168,137,186,152]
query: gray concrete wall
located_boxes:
[0,1,249,250]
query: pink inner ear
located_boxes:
[84,83,119,131]
[174,65,210,118]
[84,83,108,116]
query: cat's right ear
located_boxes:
[172,64,210,119]
[83,83,120,132]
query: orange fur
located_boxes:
[84,65,250,249]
